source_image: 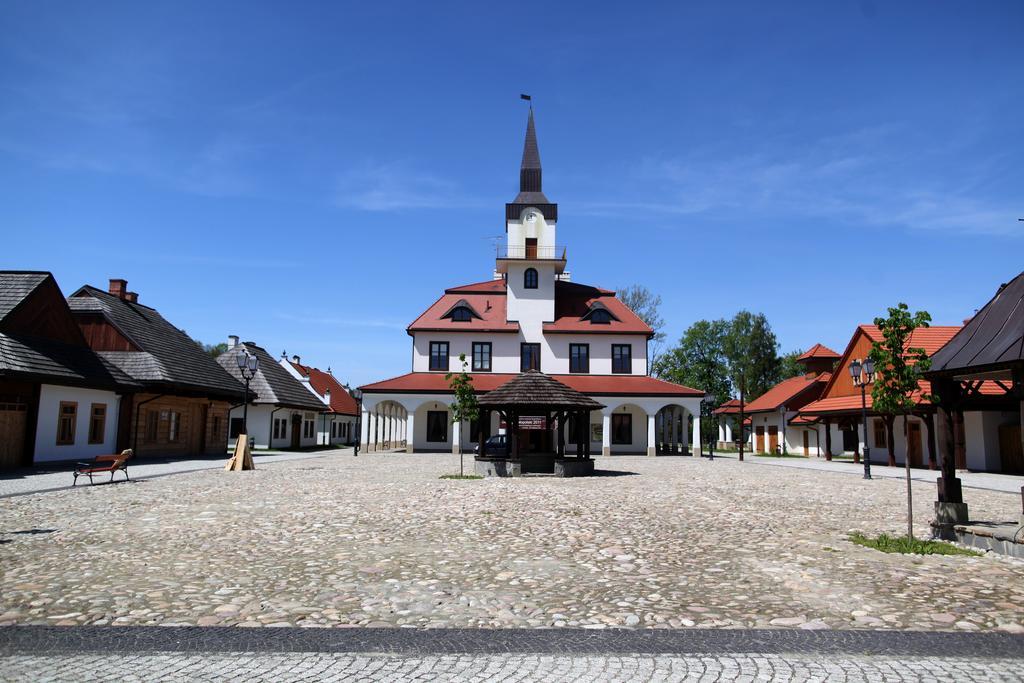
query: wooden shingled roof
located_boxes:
[927,270,1024,380]
[478,370,605,411]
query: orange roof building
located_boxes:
[281,354,359,447]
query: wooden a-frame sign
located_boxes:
[225,433,256,471]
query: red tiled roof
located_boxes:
[713,399,742,415]
[289,361,359,415]
[788,414,819,425]
[742,373,830,414]
[801,379,1010,415]
[798,343,840,361]
[406,278,653,337]
[859,325,963,357]
[360,372,702,397]
[543,281,653,336]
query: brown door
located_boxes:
[768,426,778,454]
[907,421,923,467]
[0,401,27,469]
[755,426,764,453]
[291,414,301,449]
[998,424,1023,474]
[802,430,809,457]
[525,238,538,259]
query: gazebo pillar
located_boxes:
[557,411,565,457]
[923,412,937,470]
[584,412,592,459]
[478,409,489,456]
[932,379,967,534]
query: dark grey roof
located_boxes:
[928,270,1024,377]
[217,343,325,411]
[67,286,246,399]
[0,272,49,323]
[521,108,541,170]
[0,332,137,389]
[478,370,605,411]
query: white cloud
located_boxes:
[332,161,481,212]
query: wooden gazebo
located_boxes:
[476,370,605,477]
[925,270,1024,528]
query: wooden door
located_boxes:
[525,238,538,259]
[802,430,809,457]
[0,403,27,469]
[755,426,764,453]
[768,426,778,454]
[998,424,1023,474]
[291,414,301,449]
[907,421,923,467]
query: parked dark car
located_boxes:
[474,434,507,456]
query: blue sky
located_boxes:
[2,1,1022,387]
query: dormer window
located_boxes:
[524,268,539,289]
[581,302,619,325]
[441,299,481,323]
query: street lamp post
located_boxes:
[849,357,876,480]
[236,348,259,435]
[351,387,363,457]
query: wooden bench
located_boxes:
[73,449,133,486]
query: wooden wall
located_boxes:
[823,331,874,399]
[128,394,230,458]
[74,313,139,352]
[0,277,86,345]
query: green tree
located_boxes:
[777,349,805,380]
[723,311,780,461]
[201,342,228,358]
[868,303,933,540]
[653,319,732,444]
[446,353,479,477]
[617,284,666,370]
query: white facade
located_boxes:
[279,358,357,447]
[227,405,320,450]
[33,384,121,463]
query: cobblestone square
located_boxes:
[1,453,1022,632]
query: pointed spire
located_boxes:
[519,108,542,194]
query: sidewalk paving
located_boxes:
[708,451,1024,494]
[0,448,351,498]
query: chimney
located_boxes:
[227,335,239,348]
[124,291,139,303]
[108,278,127,299]
[292,355,301,365]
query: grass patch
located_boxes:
[753,452,810,459]
[440,474,483,480]
[848,532,981,557]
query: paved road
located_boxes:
[0,448,349,498]
[712,451,1024,494]
[1,626,1021,681]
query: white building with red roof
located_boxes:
[359,108,704,457]
[281,354,359,447]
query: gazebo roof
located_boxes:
[927,270,1024,380]
[478,370,605,411]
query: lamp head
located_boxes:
[247,353,259,373]
[236,351,248,370]
[849,358,862,385]
[863,357,875,379]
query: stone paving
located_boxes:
[1,453,1023,632]
[2,652,1019,681]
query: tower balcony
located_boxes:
[495,244,567,274]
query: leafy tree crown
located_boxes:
[867,303,933,416]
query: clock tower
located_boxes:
[499,107,565,329]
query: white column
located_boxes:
[725,420,732,444]
[682,410,691,454]
[452,417,461,455]
[602,413,611,456]
[405,411,415,453]
[647,412,656,457]
[361,408,370,450]
[691,413,701,455]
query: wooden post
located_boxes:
[584,412,592,459]
[923,412,937,470]
[225,433,255,471]
[478,409,487,458]
[823,417,832,461]
[557,411,565,458]
[885,415,896,467]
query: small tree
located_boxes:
[446,353,479,477]
[868,303,933,540]
[618,284,667,370]
[723,311,780,460]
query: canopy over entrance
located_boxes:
[476,371,605,473]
